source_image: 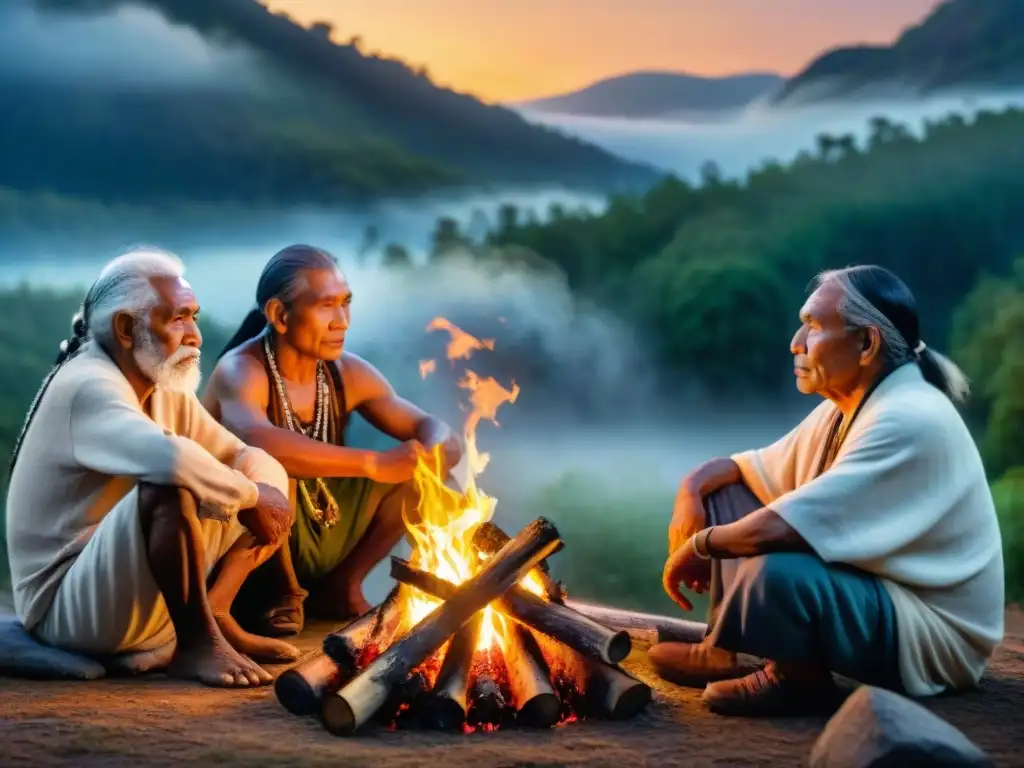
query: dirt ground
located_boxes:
[1,605,1022,768]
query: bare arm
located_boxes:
[205,353,373,481]
[668,457,743,553]
[343,353,463,472]
[704,507,811,558]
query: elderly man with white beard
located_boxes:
[5,247,300,688]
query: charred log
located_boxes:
[562,600,706,648]
[466,646,508,728]
[322,587,403,674]
[273,650,348,717]
[502,625,561,728]
[321,517,563,736]
[373,668,430,729]
[583,660,651,720]
[391,557,631,664]
[418,614,483,731]
[473,521,566,603]
[533,631,651,722]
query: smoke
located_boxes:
[519,88,1024,181]
[0,1,260,90]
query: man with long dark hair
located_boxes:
[202,245,461,635]
[655,265,1004,716]
[6,248,298,687]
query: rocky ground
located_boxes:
[1,601,1022,767]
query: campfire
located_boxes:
[272,319,681,735]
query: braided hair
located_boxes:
[7,301,92,475]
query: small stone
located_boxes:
[810,685,991,767]
[0,612,106,681]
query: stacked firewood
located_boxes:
[273,518,705,736]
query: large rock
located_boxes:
[810,686,991,767]
[0,612,106,680]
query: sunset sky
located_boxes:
[267,0,939,101]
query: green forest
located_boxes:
[776,0,1024,103]
[2,107,1024,606]
[427,106,1024,603]
[0,0,655,212]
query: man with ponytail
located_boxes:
[654,265,1004,716]
[203,245,461,635]
[6,247,301,688]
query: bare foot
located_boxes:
[167,636,272,687]
[215,612,301,664]
[106,641,176,676]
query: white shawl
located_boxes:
[733,363,1004,696]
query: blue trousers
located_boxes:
[701,483,904,692]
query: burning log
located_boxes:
[532,632,652,723]
[371,668,430,729]
[502,626,561,728]
[274,650,348,717]
[562,600,707,648]
[473,522,565,603]
[466,648,508,728]
[418,615,483,731]
[390,557,631,664]
[323,588,403,674]
[320,517,563,736]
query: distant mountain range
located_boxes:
[0,0,659,209]
[774,0,1024,105]
[518,72,784,118]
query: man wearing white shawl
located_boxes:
[655,265,1004,716]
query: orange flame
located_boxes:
[400,318,521,651]
[419,359,436,379]
[426,317,495,362]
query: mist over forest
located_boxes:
[2,0,1024,610]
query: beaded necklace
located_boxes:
[263,334,340,529]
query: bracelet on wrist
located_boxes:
[691,526,715,560]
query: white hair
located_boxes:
[86,246,185,347]
[8,246,187,476]
[817,266,970,403]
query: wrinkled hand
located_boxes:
[366,440,428,484]
[662,538,711,612]
[668,486,706,555]
[239,483,293,545]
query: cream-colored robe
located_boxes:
[732,363,1004,696]
[6,342,288,637]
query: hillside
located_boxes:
[775,0,1024,105]
[2,0,659,205]
[518,71,783,118]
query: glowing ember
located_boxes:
[419,359,437,379]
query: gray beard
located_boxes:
[133,326,202,394]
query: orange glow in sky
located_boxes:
[266,0,937,102]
